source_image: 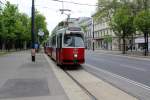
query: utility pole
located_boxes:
[92,18,95,51]
[143,0,148,56]
[31,0,35,61]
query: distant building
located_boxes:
[78,17,92,49]
[92,16,120,50]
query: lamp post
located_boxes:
[92,18,95,51]
[31,0,35,61]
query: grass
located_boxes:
[0,50,14,56]
[0,52,8,56]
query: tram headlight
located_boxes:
[74,54,78,58]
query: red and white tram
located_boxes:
[46,26,85,65]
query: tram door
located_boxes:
[56,34,62,64]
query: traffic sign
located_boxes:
[38,29,44,36]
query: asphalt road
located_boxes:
[84,50,150,100]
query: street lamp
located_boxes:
[92,18,95,51]
[31,0,35,62]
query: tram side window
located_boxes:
[52,36,56,47]
[57,34,62,48]
[48,40,51,47]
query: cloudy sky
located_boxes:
[1,0,97,33]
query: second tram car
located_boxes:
[46,26,85,65]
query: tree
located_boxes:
[110,6,135,54]
[95,0,122,21]
[103,35,112,50]
[2,1,18,50]
[95,0,136,51]
[134,10,150,56]
[15,13,30,49]
[104,35,112,43]
[0,2,49,50]
[0,7,4,49]
[34,11,49,44]
[81,25,87,33]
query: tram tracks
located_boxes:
[63,69,98,100]
[62,66,138,100]
[45,54,137,100]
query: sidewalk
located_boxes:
[0,51,69,100]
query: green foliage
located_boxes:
[103,35,112,43]
[2,1,18,39]
[15,13,30,41]
[109,6,135,54]
[0,10,3,38]
[58,21,65,26]
[0,1,49,50]
[81,25,87,33]
[95,0,120,21]
[134,10,150,34]
[110,6,135,37]
[35,11,47,34]
[35,11,49,43]
[96,0,150,54]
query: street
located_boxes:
[1,0,150,100]
[86,51,150,86]
[0,50,150,100]
[84,50,150,100]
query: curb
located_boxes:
[44,54,91,100]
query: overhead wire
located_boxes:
[1,0,97,17]
[51,0,98,7]
[0,0,4,5]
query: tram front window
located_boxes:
[64,34,84,47]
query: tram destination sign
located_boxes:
[68,27,81,31]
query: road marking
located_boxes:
[91,52,150,61]
[86,57,146,72]
[120,64,147,72]
[85,63,150,92]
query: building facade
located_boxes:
[78,17,120,50]
[93,18,120,50]
[78,17,93,49]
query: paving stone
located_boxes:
[0,78,50,98]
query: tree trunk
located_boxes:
[144,32,148,56]
[24,41,27,50]
[122,37,126,54]
[2,40,6,50]
[19,40,21,50]
[131,34,134,52]
[146,33,148,55]
[12,41,15,50]
[118,37,121,51]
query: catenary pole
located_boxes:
[31,0,35,61]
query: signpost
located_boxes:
[38,29,44,36]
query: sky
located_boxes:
[1,0,97,33]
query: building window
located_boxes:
[103,30,105,36]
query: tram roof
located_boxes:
[51,26,83,36]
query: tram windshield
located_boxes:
[64,34,84,47]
